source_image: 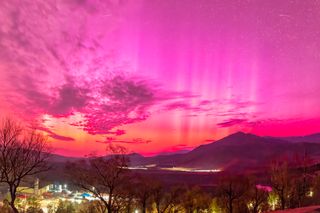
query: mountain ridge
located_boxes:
[49,131,320,171]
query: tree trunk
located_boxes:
[10,204,19,213]
[298,194,302,208]
[108,189,113,213]
[9,200,19,213]
[126,199,132,213]
[107,205,112,213]
[187,207,192,213]
[228,199,233,213]
[156,202,160,213]
[280,195,285,210]
[9,185,19,213]
[142,200,147,213]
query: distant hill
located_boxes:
[278,133,320,143]
[49,154,81,163]
[155,149,191,156]
[175,132,320,171]
[48,132,320,172]
[129,132,320,171]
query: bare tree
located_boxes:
[161,185,186,213]
[67,145,129,213]
[0,119,51,213]
[119,181,137,213]
[247,184,268,213]
[217,175,249,213]
[291,153,314,208]
[181,186,211,213]
[152,181,177,213]
[134,175,155,213]
[270,158,292,210]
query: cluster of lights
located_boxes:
[126,165,221,173]
[160,167,221,173]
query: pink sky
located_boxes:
[0,0,320,156]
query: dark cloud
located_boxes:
[96,137,152,144]
[217,118,248,128]
[36,126,75,141]
[49,82,89,116]
[49,134,75,141]
[161,144,194,153]
[83,76,158,134]
[204,139,216,142]
[171,144,192,149]
[165,102,190,110]
[104,129,126,136]
[102,76,155,109]
[164,99,261,119]
[164,99,213,115]
[13,77,89,117]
